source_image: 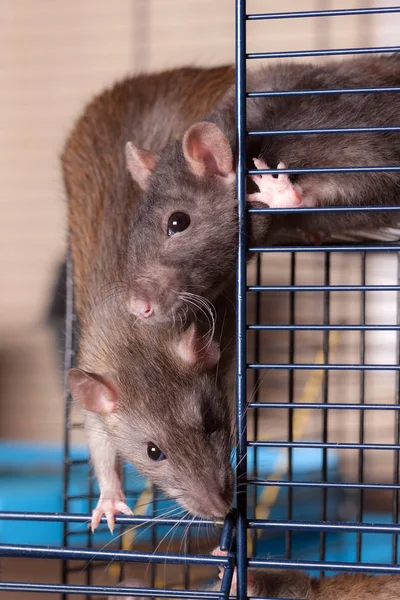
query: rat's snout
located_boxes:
[128,297,154,319]
[127,267,181,322]
[183,467,234,519]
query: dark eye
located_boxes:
[147,442,166,462]
[167,212,191,236]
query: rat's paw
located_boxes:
[247,158,302,208]
[212,547,237,592]
[91,495,133,534]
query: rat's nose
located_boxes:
[128,296,154,319]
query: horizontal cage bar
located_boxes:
[246,7,400,20]
[248,440,400,450]
[248,557,400,574]
[248,125,400,136]
[249,204,400,214]
[248,519,400,534]
[248,166,400,175]
[249,244,400,253]
[0,582,224,598]
[248,325,400,331]
[248,402,400,410]
[246,479,400,491]
[247,86,400,98]
[247,45,400,60]
[0,543,229,566]
[0,511,214,527]
[248,363,400,370]
[248,285,400,292]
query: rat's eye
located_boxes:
[167,212,191,236]
[147,442,166,462]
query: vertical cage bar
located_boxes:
[393,252,400,564]
[235,0,248,598]
[62,253,77,600]
[286,254,296,559]
[356,252,366,563]
[319,253,330,571]
[251,254,262,557]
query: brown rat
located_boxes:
[212,548,400,599]
[125,54,400,323]
[109,565,400,600]
[228,569,400,599]
[63,66,236,531]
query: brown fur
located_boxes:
[225,568,400,599]
[124,55,400,325]
[62,66,236,520]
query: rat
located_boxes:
[124,53,400,323]
[62,65,236,532]
[212,548,400,599]
[109,556,400,600]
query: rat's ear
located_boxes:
[68,368,118,414]
[182,122,235,181]
[125,141,158,190]
[175,323,221,370]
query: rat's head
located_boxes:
[69,323,234,519]
[125,122,238,324]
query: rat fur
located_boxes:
[63,66,236,531]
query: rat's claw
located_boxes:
[247,157,303,208]
[91,497,133,534]
[212,547,238,591]
[212,547,227,579]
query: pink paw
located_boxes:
[212,547,237,592]
[91,494,133,533]
[247,158,302,208]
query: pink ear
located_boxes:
[182,122,234,180]
[175,323,221,370]
[68,368,118,414]
[125,141,158,190]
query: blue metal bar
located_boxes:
[248,166,400,174]
[393,256,400,564]
[0,544,228,566]
[0,511,214,526]
[248,285,400,292]
[248,402,400,410]
[249,245,400,253]
[248,125,400,136]
[246,7,400,20]
[248,325,400,331]
[247,45,400,60]
[248,557,400,574]
[249,204,400,213]
[249,363,400,371]
[0,582,223,598]
[357,252,366,563]
[235,1,247,599]
[247,86,400,98]
[248,519,400,534]
[248,440,400,450]
[246,480,400,491]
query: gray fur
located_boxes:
[127,54,400,321]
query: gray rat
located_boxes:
[63,66,236,532]
[109,562,400,600]
[125,54,400,323]
[212,548,400,599]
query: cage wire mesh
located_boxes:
[1,2,400,599]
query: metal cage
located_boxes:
[2,3,400,599]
